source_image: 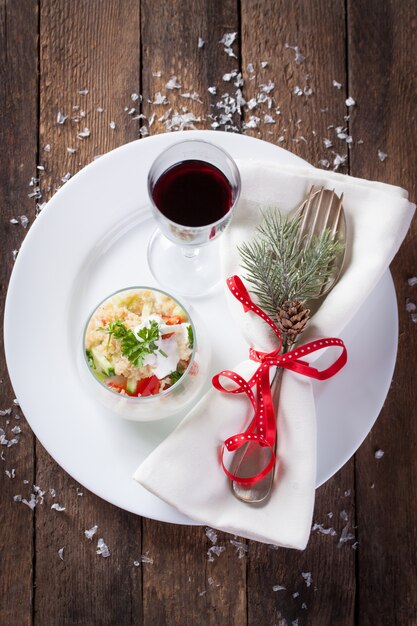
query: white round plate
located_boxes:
[4,131,398,524]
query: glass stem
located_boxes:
[181,247,200,260]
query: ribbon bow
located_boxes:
[212,275,348,486]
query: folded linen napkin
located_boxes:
[134,160,415,549]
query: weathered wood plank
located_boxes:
[39,0,142,194]
[0,1,38,624]
[141,0,241,136]
[247,465,357,625]
[348,1,417,624]
[34,2,142,624]
[240,2,357,625]
[140,2,247,625]
[240,0,350,170]
[141,520,246,626]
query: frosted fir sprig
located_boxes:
[238,208,344,322]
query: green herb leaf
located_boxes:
[120,331,145,368]
[187,325,194,349]
[121,320,160,369]
[135,319,160,347]
[99,319,161,369]
[98,320,128,349]
[98,320,128,339]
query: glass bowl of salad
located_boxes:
[82,287,209,421]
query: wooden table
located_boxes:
[1,1,416,624]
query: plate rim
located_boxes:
[4,130,398,522]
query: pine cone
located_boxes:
[276,300,310,345]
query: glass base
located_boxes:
[147,229,222,297]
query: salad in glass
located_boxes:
[83,287,207,420]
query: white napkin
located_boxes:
[134,160,415,549]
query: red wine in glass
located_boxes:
[147,140,241,296]
[152,160,233,227]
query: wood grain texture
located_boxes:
[240,0,350,170]
[141,521,246,626]
[34,1,142,624]
[0,1,38,624]
[240,2,357,625]
[247,466,356,626]
[39,0,141,198]
[348,1,417,624]
[141,0,241,135]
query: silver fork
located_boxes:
[231,186,346,503]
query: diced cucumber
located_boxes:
[86,349,95,369]
[94,369,108,383]
[126,378,137,394]
[170,370,183,385]
[124,294,138,310]
[187,325,194,349]
[91,347,115,376]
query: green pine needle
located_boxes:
[238,208,344,320]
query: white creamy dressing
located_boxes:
[132,315,190,379]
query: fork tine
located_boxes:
[321,188,335,237]
[304,186,323,248]
[296,186,317,245]
[318,190,345,297]
[330,192,344,239]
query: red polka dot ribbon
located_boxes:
[212,275,348,486]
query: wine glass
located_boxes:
[147,139,241,297]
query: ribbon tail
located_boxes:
[258,369,278,451]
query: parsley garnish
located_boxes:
[187,325,194,349]
[100,320,127,339]
[100,319,160,369]
[98,320,127,348]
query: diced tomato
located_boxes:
[107,375,160,397]
[161,332,175,340]
[137,375,160,397]
[163,315,183,326]
[101,319,107,326]
[107,380,126,394]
